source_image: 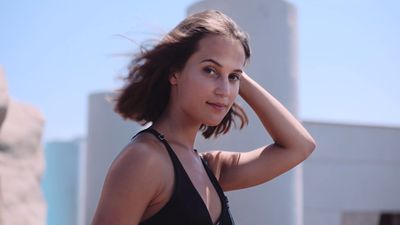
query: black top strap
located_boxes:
[131,127,165,142]
[132,128,181,163]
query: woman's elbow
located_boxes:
[302,137,316,158]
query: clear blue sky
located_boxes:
[1,0,399,142]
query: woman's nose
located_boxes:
[214,77,230,96]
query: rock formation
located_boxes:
[0,66,46,225]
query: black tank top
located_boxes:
[134,128,235,225]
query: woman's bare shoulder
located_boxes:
[111,132,169,176]
[92,133,170,225]
[103,132,173,205]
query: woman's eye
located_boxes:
[204,67,217,76]
[229,73,240,81]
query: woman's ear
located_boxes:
[169,72,179,85]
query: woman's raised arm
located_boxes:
[204,72,316,191]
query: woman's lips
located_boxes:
[206,102,228,111]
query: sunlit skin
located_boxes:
[163,35,245,132]
[91,35,316,225]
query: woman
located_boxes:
[91,10,316,225]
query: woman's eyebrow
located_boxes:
[200,58,243,73]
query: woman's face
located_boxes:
[169,35,246,126]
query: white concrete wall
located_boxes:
[303,121,400,225]
[188,1,301,225]
[84,92,142,225]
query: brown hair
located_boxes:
[114,10,250,138]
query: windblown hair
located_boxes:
[114,10,251,138]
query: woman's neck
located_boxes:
[152,108,200,152]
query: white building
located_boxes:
[302,121,400,225]
[83,1,400,224]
